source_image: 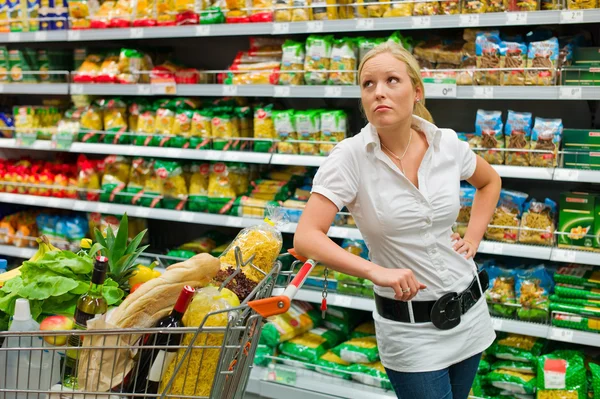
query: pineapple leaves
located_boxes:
[112,213,130,267]
[125,229,147,257]
[93,230,108,256]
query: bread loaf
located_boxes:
[110,253,220,329]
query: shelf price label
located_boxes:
[553,168,580,181]
[473,86,494,99]
[8,32,21,42]
[222,85,238,96]
[559,86,582,99]
[491,318,503,331]
[459,14,479,26]
[273,86,291,97]
[551,249,577,263]
[324,86,342,97]
[561,10,584,23]
[355,18,374,30]
[130,28,144,39]
[424,82,457,98]
[51,132,74,150]
[67,30,81,41]
[70,84,83,95]
[550,327,574,342]
[272,23,289,34]
[195,25,211,36]
[226,216,244,228]
[332,295,353,308]
[307,21,324,32]
[151,82,177,95]
[34,31,48,41]
[411,16,431,28]
[505,12,527,24]
[265,364,297,386]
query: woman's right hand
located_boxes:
[368,266,427,301]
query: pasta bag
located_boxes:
[219,206,284,282]
[529,117,562,168]
[254,104,275,153]
[328,38,357,86]
[485,266,517,317]
[207,162,236,213]
[461,0,487,12]
[383,0,413,16]
[274,0,292,21]
[295,109,321,155]
[291,0,312,21]
[187,162,210,212]
[365,0,389,17]
[526,38,559,86]
[304,35,333,85]
[455,186,475,238]
[518,199,556,246]
[475,109,504,165]
[279,39,305,85]
[320,110,346,156]
[504,110,532,166]
[353,0,367,17]
[190,109,212,150]
[274,109,298,154]
[485,189,528,243]
[475,31,501,86]
[500,41,527,86]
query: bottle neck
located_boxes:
[89,281,104,295]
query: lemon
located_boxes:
[129,265,160,287]
[215,288,240,308]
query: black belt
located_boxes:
[374,269,489,330]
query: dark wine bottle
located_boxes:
[128,285,195,395]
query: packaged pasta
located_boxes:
[486,266,517,317]
[117,48,152,84]
[526,37,559,86]
[186,162,210,212]
[476,31,502,86]
[274,110,298,154]
[456,186,475,238]
[553,265,600,290]
[505,0,538,10]
[251,0,273,22]
[170,109,193,148]
[487,0,504,11]
[133,0,157,26]
[440,0,459,13]
[530,117,562,167]
[501,41,527,86]
[485,189,528,243]
[212,113,236,151]
[290,0,311,20]
[320,110,346,156]
[190,109,212,150]
[486,369,537,395]
[504,110,532,166]
[515,265,553,322]
[332,337,379,364]
[135,107,156,147]
[312,0,337,19]
[518,198,556,246]
[68,0,93,29]
[304,35,334,85]
[295,110,321,155]
[382,0,413,16]
[315,351,351,379]
[260,301,321,347]
[99,98,129,145]
[279,40,305,86]
[490,333,545,364]
[156,0,176,25]
[100,155,130,203]
[413,0,440,15]
[73,53,103,83]
[537,351,587,399]
[76,106,103,143]
[207,162,236,213]
[462,0,487,13]
[274,0,292,21]
[348,362,392,390]
[475,109,504,165]
[328,38,357,86]
[491,360,536,374]
[154,106,175,147]
[357,37,383,63]
[567,0,596,9]
[279,328,346,364]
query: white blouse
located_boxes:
[312,115,496,373]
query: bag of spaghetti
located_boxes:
[260,301,321,347]
[475,109,504,165]
[500,40,527,86]
[348,361,392,390]
[304,35,333,85]
[518,198,556,246]
[504,110,533,167]
[475,31,502,85]
[526,37,559,86]
[515,265,553,322]
[455,185,475,238]
[328,38,357,86]
[485,189,528,243]
[279,40,305,86]
[529,117,562,168]
[320,110,346,156]
[219,206,284,282]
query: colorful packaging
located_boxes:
[320,110,346,156]
[350,321,375,339]
[260,301,321,347]
[504,110,532,166]
[475,109,504,165]
[295,110,321,155]
[475,31,502,86]
[537,351,587,399]
[456,186,475,238]
[559,192,595,249]
[553,265,600,290]
[347,362,392,390]
[279,40,305,86]
[187,162,210,212]
[486,189,528,243]
[314,351,351,380]
[304,35,333,85]
[328,38,357,86]
[530,117,563,168]
[278,327,346,364]
[254,344,274,367]
[486,266,518,318]
[100,155,130,203]
[331,337,379,364]
[489,333,545,364]
[190,109,212,150]
[526,37,559,86]
[515,265,553,322]
[486,368,537,395]
[518,198,556,246]
[254,104,275,153]
[273,110,297,155]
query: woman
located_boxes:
[294,42,502,399]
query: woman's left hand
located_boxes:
[451,232,478,260]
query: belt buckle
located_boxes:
[430,292,461,330]
[459,290,477,313]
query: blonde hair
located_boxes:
[358,42,433,123]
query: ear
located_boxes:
[414,86,424,102]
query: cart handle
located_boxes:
[248,249,316,318]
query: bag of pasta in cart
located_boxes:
[518,198,556,246]
[537,350,587,399]
[485,265,518,318]
[515,265,553,322]
[486,189,528,243]
[530,117,562,168]
[504,110,533,166]
[475,109,504,165]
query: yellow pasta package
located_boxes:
[485,190,528,243]
[518,199,556,246]
[366,0,389,17]
[304,35,333,85]
[328,38,357,86]
[279,40,305,86]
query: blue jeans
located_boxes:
[385,352,482,399]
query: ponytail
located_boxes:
[414,100,434,123]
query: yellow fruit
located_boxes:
[81,238,92,249]
[128,265,159,287]
[215,287,240,308]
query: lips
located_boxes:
[374,105,391,112]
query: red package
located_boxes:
[176,10,198,25]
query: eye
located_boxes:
[362,80,373,88]
[388,76,399,84]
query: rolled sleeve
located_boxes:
[311,140,359,211]
[459,139,477,180]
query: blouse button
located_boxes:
[425,217,432,224]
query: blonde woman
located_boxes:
[294,42,502,399]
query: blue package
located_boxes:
[485,265,517,318]
[504,110,533,166]
[475,109,504,165]
[530,117,562,167]
[515,265,553,322]
[51,0,68,30]
[0,112,14,138]
[341,239,368,260]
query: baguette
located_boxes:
[110,253,220,329]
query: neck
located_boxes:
[377,118,413,155]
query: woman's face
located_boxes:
[360,52,422,130]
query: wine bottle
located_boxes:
[63,256,109,389]
[128,285,195,395]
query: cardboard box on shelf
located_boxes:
[559,192,596,250]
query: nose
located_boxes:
[374,82,386,99]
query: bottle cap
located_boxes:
[173,286,195,314]
[13,298,32,321]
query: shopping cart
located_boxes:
[0,247,318,399]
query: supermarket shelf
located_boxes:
[272,288,600,347]
[551,247,600,266]
[0,30,68,43]
[477,241,553,260]
[553,168,600,183]
[69,83,155,96]
[492,165,554,180]
[247,367,395,399]
[270,154,326,167]
[0,244,36,259]
[0,83,69,95]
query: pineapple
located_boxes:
[94,213,148,290]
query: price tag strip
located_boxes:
[559,86,582,100]
[424,81,457,98]
[561,10,584,23]
[459,14,479,26]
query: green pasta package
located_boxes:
[485,266,517,317]
[552,312,600,333]
[254,344,274,367]
[350,321,376,338]
[491,360,536,374]
[489,333,545,364]
[555,284,600,301]
[331,336,379,364]
[278,327,346,364]
[486,368,537,395]
[324,305,363,335]
[328,38,357,86]
[320,110,347,156]
[187,162,210,212]
[260,301,321,347]
[314,351,352,380]
[279,40,305,86]
[347,362,392,390]
[537,351,587,399]
[274,109,298,154]
[304,35,334,85]
[295,110,321,155]
[553,265,600,290]
[590,363,600,399]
